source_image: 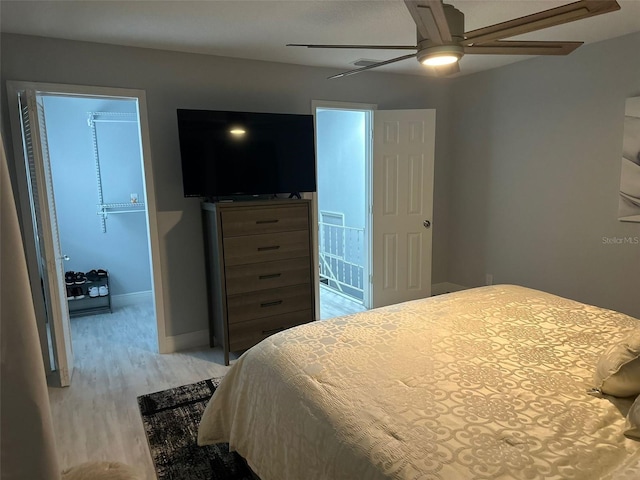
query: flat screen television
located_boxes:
[177,109,317,198]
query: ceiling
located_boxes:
[1,0,639,78]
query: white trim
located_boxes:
[110,291,153,308]
[312,100,378,112]
[135,90,169,354]
[164,329,209,353]
[431,282,468,296]
[319,210,345,225]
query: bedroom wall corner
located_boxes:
[431,282,468,296]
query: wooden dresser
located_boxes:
[201,199,315,365]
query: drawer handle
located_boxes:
[256,219,279,224]
[258,273,282,280]
[262,327,286,336]
[260,300,283,308]
[257,245,280,252]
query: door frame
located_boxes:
[6,81,168,371]
[311,100,377,314]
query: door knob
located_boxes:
[61,255,70,261]
[423,220,431,229]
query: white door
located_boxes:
[18,90,74,386]
[372,109,435,308]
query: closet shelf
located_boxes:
[89,111,140,233]
[97,202,146,217]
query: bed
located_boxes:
[198,285,640,479]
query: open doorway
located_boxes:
[7,81,166,387]
[43,94,155,342]
[312,104,436,317]
[43,96,152,309]
[313,102,374,319]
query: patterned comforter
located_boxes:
[198,285,640,479]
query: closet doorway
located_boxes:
[7,82,166,387]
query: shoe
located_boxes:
[74,272,87,284]
[88,286,99,298]
[66,286,75,300]
[65,271,75,286]
[98,285,109,297]
[86,270,100,282]
[73,287,85,299]
[97,269,108,278]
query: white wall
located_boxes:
[448,32,640,319]
[1,33,453,337]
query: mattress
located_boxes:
[198,285,640,479]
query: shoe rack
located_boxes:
[67,270,112,318]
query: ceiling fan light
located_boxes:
[421,54,459,66]
[417,44,464,68]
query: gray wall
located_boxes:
[448,31,640,318]
[43,96,152,296]
[5,30,636,336]
[1,33,452,337]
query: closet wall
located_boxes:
[43,96,152,300]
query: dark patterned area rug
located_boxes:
[137,377,258,480]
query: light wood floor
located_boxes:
[319,285,367,319]
[49,290,366,479]
[48,303,231,479]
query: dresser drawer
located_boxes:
[221,205,308,237]
[223,230,309,266]
[202,200,315,366]
[228,309,314,352]
[225,257,311,295]
[227,284,312,324]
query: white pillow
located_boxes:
[625,395,640,440]
[594,330,640,397]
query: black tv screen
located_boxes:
[177,109,317,197]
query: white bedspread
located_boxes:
[198,285,640,479]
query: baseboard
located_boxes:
[431,282,468,296]
[111,290,153,308]
[164,329,209,353]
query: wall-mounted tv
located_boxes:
[177,109,317,198]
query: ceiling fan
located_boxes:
[287,0,621,78]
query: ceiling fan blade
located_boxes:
[465,40,583,55]
[328,53,417,79]
[424,61,460,77]
[287,44,416,50]
[404,0,452,44]
[464,0,620,45]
